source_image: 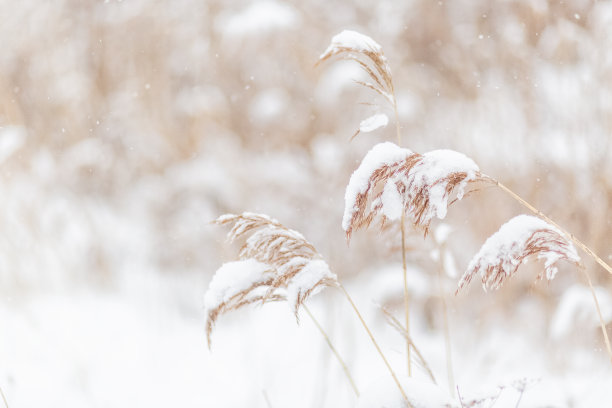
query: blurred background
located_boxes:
[0,0,611,406]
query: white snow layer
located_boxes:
[359,113,389,133]
[357,376,454,408]
[343,143,479,231]
[320,29,382,59]
[342,142,413,231]
[286,259,336,312]
[204,259,272,311]
[463,215,580,290]
[410,149,479,220]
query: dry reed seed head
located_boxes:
[319,30,395,105]
[457,215,581,293]
[206,212,338,344]
[204,259,282,348]
[343,142,481,240]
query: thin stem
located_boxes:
[492,178,612,276]
[394,99,412,377]
[338,283,412,406]
[380,306,437,384]
[401,213,411,377]
[490,177,612,363]
[393,101,402,146]
[303,304,360,397]
[0,386,7,408]
[436,249,455,396]
[581,268,612,363]
[514,389,524,408]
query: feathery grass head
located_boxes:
[206,212,337,347]
[343,142,482,240]
[319,30,394,105]
[457,215,581,292]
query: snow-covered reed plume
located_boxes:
[319,30,394,104]
[457,215,581,292]
[319,30,394,139]
[343,142,481,239]
[206,212,337,346]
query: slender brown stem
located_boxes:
[0,386,8,408]
[490,176,612,363]
[394,99,412,377]
[401,213,411,377]
[338,283,412,406]
[262,390,273,408]
[580,268,612,363]
[380,306,437,384]
[303,304,360,397]
[436,248,455,396]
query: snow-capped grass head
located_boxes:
[343,142,482,240]
[319,30,394,105]
[205,213,338,346]
[204,259,281,348]
[457,215,581,292]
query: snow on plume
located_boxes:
[209,212,338,339]
[342,142,413,233]
[458,215,581,292]
[343,142,481,239]
[204,259,280,347]
[409,149,479,220]
[204,259,274,312]
[319,30,394,104]
[320,30,382,60]
[286,259,337,315]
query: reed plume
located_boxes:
[343,142,482,240]
[457,215,581,292]
[206,212,338,347]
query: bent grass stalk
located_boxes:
[436,246,455,396]
[486,176,612,363]
[338,283,412,406]
[303,305,360,397]
[380,306,437,385]
[0,386,7,408]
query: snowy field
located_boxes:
[1,0,612,407]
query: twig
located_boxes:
[303,304,360,396]
[262,390,273,408]
[514,389,524,408]
[338,283,412,406]
[395,89,412,378]
[0,386,8,408]
[581,267,612,363]
[380,306,437,385]
[456,385,465,408]
[436,245,456,396]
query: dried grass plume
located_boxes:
[457,215,581,292]
[343,142,482,240]
[205,213,338,347]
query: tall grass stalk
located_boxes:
[395,100,412,378]
[303,305,360,396]
[0,386,8,408]
[436,253,455,396]
[338,283,412,406]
